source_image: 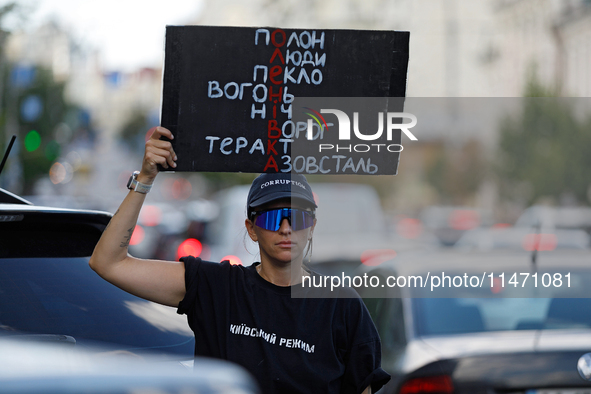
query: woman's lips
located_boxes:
[277,241,293,247]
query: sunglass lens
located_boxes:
[291,209,313,230]
[254,209,314,231]
[255,209,282,231]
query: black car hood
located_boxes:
[405,350,591,392]
[400,330,591,376]
[401,330,591,391]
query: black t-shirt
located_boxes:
[177,256,390,394]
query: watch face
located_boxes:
[126,172,150,193]
[127,174,135,189]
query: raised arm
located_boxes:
[89,127,186,307]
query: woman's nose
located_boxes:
[278,217,292,233]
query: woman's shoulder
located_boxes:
[180,255,256,279]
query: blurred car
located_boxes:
[419,206,493,247]
[0,189,194,356]
[0,338,259,394]
[127,201,190,260]
[515,205,591,235]
[0,185,260,391]
[356,227,591,393]
[125,199,219,262]
[307,182,399,275]
[455,226,590,251]
[199,185,254,266]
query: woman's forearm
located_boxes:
[89,127,185,307]
[89,187,148,276]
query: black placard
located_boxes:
[160,25,410,174]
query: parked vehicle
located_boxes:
[515,205,591,235]
[0,188,195,355]
[356,229,591,393]
[0,185,259,392]
[419,206,493,247]
[455,226,590,251]
[0,338,259,394]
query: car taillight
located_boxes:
[399,375,454,394]
[177,238,203,260]
[448,209,480,230]
[522,233,557,251]
[360,248,397,266]
[139,205,162,227]
[130,225,145,246]
[221,255,242,265]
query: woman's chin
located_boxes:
[275,252,304,265]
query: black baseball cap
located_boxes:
[247,173,317,209]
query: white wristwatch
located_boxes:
[127,171,152,194]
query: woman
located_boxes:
[89,127,390,393]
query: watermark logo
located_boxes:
[303,107,330,134]
[292,97,415,175]
[305,108,418,141]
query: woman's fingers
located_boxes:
[150,127,177,165]
[146,142,177,169]
[147,139,177,162]
[145,146,176,169]
[150,126,174,141]
[140,127,177,181]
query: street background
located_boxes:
[1,0,590,261]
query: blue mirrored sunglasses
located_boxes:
[251,208,315,231]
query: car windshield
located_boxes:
[413,297,591,336]
[0,256,194,356]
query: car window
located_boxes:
[412,297,591,336]
[379,298,407,351]
[0,256,194,356]
[312,184,387,235]
[455,227,590,251]
[0,220,104,258]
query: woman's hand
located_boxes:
[139,126,177,184]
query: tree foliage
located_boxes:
[496,75,591,205]
[1,4,81,193]
[425,140,487,205]
[119,109,151,156]
[22,69,80,191]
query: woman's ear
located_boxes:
[245,218,258,242]
[308,218,317,240]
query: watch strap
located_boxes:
[128,171,152,194]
